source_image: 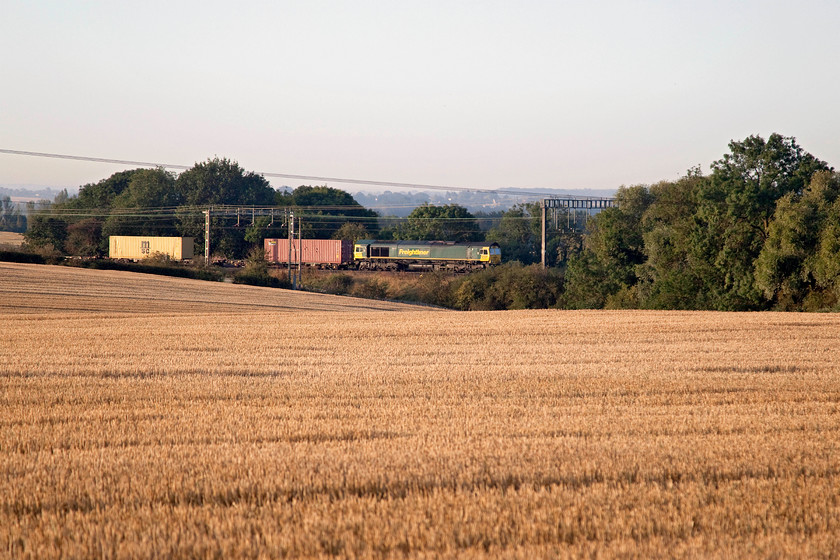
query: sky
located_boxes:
[2,0,839,195]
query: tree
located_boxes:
[69,170,140,209]
[754,171,840,309]
[24,214,67,253]
[0,196,26,232]
[637,174,708,309]
[393,204,482,242]
[560,250,615,308]
[244,215,286,245]
[102,168,181,238]
[691,134,831,309]
[289,186,378,239]
[25,169,166,256]
[177,158,275,207]
[175,158,276,258]
[332,221,370,241]
[562,185,653,308]
[64,218,104,257]
[485,203,542,264]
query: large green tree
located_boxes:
[393,204,482,242]
[636,172,708,309]
[287,185,378,239]
[562,185,653,308]
[102,168,181,240]
[175,158,276,258]
[177,158,275,207]
[67,170,141,210]
[754,171,840,309]
[27,169,174,255]
[484,203,542,264]
[691,134,830,309]
[23,214,66,253]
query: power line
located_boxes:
[0,148,611,200]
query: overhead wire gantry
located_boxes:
[540,197,616,267]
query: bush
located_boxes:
[308,273,354,295]
[75,259,224,282]
[232,271,290,288]
[232,247,292,288]
[144,252,173,266]
[352,279,389,300]
[0,249,46,264]
[393,271,456,307]
[449,263,564,310]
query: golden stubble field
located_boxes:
[0,232,24,248]
[1,262,839,558]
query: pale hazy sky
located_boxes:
[2,0,839,193]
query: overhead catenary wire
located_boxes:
[0,148,612,200]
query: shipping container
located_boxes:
[264,238,353,266]
[108,236,195,260]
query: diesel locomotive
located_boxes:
[354,240,501,271]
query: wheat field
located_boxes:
[1,262,839,558]
[0,232,25,248]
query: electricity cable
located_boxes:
[0,148,613,200]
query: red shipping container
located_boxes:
[264,239,353,265]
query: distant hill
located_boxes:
[0,185,78,203]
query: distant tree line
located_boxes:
[18,134,839,311]
[23,158,378,259]
[22,156,546,262]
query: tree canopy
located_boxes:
[562,134,835,311]
[284,185,378,239]
[391,204,483,242]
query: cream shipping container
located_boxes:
[108,236,195,260]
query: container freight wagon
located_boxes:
[108,236,195,260]
[264,239,353,268]
[354,240,501,271]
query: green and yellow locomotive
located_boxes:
[354,240,501,271]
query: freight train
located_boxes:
[106,235,502,272]
[264,239,501,271]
